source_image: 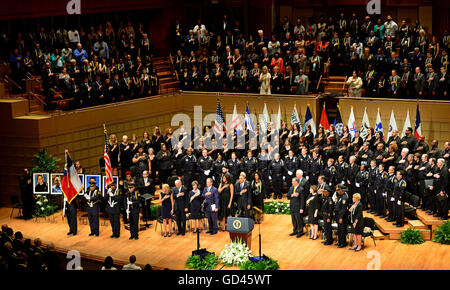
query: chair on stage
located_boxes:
[361,217,377,247]
[10,194,23,218]
[154,206,178,235]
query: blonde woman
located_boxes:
[259,65,271,95]
[160,184,174,237]
[349,193,364,251]
[346,70,363,97]
[108,134,119,175]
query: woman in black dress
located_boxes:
[119,135,133,180]
[302,124,315,148]
[132,146,150,178]
[160,184,174,237]
[140,131,152,153]
[147,148,157,180]
[108,134,119,176]
[218,174,234,231]
[156,143,172,184]
[349,193,364,251]
[251,172,266,224]
[306,185,321,240]
[189,181,203,233]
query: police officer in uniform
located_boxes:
[347,156,359,195]
[181,148,197,191]
[269,153,285,199]
[106,181,122,238]
[298,148,310,179]
[126,182,141,239]
[393,170,407,227]
[367,159,378,213]
[385,166,398,222]
[308,150,323,186]
[257,148,271,186]
[335,155,349,186]
[334,185,349,248]
[375,163,388,217]
[197,149,213,189]
[321,189,334,245]
[355,164,369,209]
[65,196,78,236]
[322,158,337,189]
[285,150,299,188]
[85,181,101,236]
[242,150,257,182]
[227,152,241,184]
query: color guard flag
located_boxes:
[334,105,344,137]
[61,150,83,204]
[274,103,282,130]
[231,104,243,134]
[414,104,422,141]
[214,99,226,135]
[347,106,357,139]
[245,103,255,132]
[260,103,270,132]
[375,108,384,137]
[361,107,371,139]
[319,105,330,132]
[304,105,316,135]
[291,104,300,126]
[401,109,412,138]
[104,124,113,186]
[388,109,398,139]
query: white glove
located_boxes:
[288,171,293,176]
[127,200,132,205]
[341,181,345,185]
[204,170,210,175]
[269,176,272,180]
[397,200,401,206]
[374,190,377,194]
[390,197,395,202]
[306,176,309,180]
[85,195,91,200]
[283,176,286,181]
[355,183,360,187]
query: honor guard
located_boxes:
[126,182,141,239]
[285,150,299,187]
[367,159,378,213]
[393,170,407,227]
[197,149,213,189]
[375,164,389,217]
[257,149,271,186]
[322,158,337,189]
[355,164,369,209]
[335,155,349,186]
[308,150,323,185]
[85,181,101,236]
[334,185,349,248]
[181,148,197,191]
[321,189,334,245]
[65,196,78,236]
[385,166,398,222]
[242,150,257,182]
[105,181,122,238]
[269,153,285,199]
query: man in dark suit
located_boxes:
[202,178,220,235]
[136,170,154,225]
[172,179,189,235]
[235,173,252,217]
[288,175,307,238]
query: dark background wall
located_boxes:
[0,0,448,55]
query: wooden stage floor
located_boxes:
[1,207,449,270]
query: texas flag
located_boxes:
[61,150,83,204]
[414,104,422,141]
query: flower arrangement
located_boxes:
[34,194,59,217]
[263,201,290,215]
[432,220,450,245]
[219,239,252,266]
[400,228,425,245]
[185,254,219,270]
[239,257,280,270]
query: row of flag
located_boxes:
[216,99,422,143]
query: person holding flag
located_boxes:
[61,150,84,236]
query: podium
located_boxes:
[226,217,254,249]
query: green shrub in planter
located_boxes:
[185,254,219,270]
[263,201,290,215]
[400,228,425,244]
[432,220,450,245]
[239,257,280,270]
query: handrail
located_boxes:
[168,54,179,81]
[343,76,348,95]
[29,92,46,106]
[316,74,322,92]
[4,75,23,91]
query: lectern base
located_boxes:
[229,232,252,250]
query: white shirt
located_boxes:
[122,263,141,270]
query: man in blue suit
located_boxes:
[202,178,219,235]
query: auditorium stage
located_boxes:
[1,207,449,270]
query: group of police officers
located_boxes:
[64,122,449,245]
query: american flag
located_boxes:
[103,124,113,186]
[214,99,226,135]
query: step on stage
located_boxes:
[1,207,449,270]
